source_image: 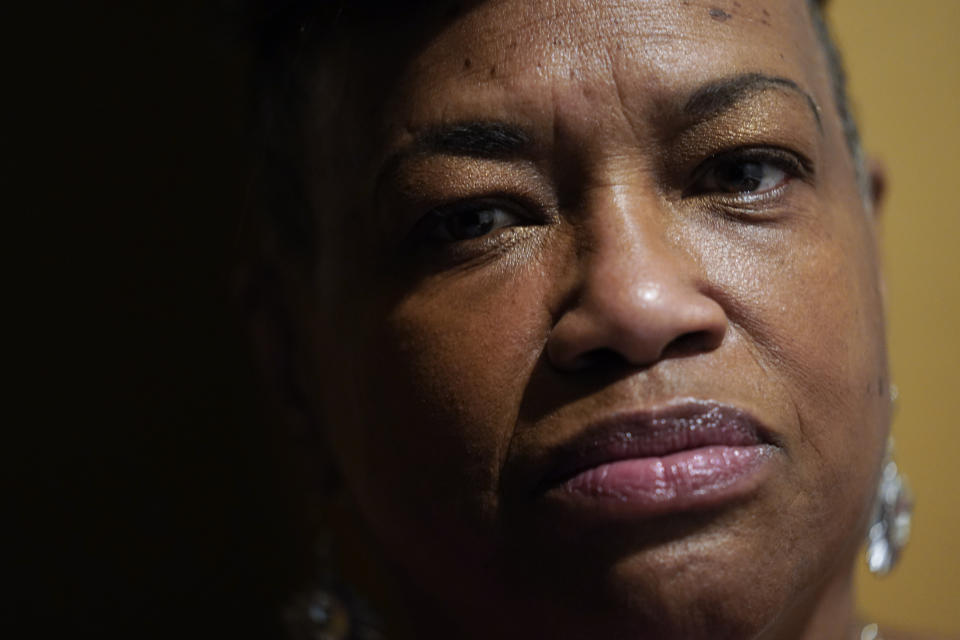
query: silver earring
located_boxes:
[283,536,385,640]
[866,436,913,575]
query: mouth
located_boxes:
[536,399,781,517]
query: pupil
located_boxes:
[448,209,495,239]
[719,161,763,192]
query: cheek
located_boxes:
[701,210,888,511]
[328,258,553,550]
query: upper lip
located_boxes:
[537,399,778,491]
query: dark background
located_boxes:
[13,3,294,637]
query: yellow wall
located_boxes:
[827,1,960,635]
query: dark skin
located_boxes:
[262,1,937,638]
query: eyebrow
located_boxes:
[683,72,823,131]
[410,121,533,159]
[373,121,534,193]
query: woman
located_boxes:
[242,0,929,638]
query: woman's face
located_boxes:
[292,1,889,638]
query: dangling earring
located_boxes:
[283,535,385,640]
[865,390,914,575]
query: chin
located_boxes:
[481,504,836,640]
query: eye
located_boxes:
[421,201,526,243]
[689,149,802,198]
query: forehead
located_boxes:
[376,0,823,146]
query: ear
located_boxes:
[864,155,889,308]
[235,256,343,493]
[866,155,888,220]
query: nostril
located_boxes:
[568,331,721,371]
[570,347,629,372]
[660,329,723,360]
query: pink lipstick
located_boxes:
[538,400,780,517]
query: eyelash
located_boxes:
[685,146,812,202]
[406,197,539,257]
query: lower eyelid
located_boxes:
[702,181,797,215]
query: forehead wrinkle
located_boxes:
[424,0,690,85]
[402,3,709,142]
[472,0,658,49]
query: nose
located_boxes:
[546,195,728,372]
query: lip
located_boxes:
[535,399,781,518]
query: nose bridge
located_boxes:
[547,178,727,371]
[579,181,685,307]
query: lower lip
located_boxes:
[550,445,776,516]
